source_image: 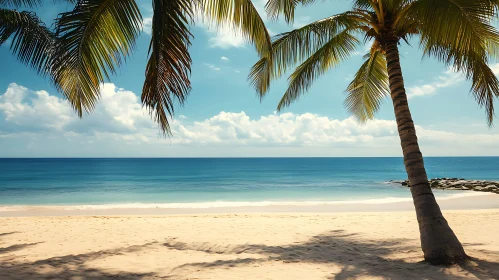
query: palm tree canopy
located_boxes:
[2,0,499,132]
[252,0,499,125]
[0,0,272,135]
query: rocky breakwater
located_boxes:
[391,178,499,194]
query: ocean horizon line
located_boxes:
[1,156,499,159]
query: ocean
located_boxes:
[0,157,497,207]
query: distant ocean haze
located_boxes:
[0,157,497,206]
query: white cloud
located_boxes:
[172,112,399,146]
[221,56,230,62]
[142,17,152,35]
[0,83,154,135]
[0,84,73,132]
[204,63,221,71]
[407,84,437,98]
[407,68,465,98]
[1,83,498,157]
[207,25,246,49]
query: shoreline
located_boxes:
[1,191,497,217]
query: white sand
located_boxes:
[1,207,499,279]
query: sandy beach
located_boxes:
[1,194,499,279]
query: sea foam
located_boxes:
[0,191,488,212]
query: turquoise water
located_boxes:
[0,157,497,206]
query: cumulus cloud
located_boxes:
[172,112,399,146]
[221,56,230,62]
[0,83,498,157]
[0,83,154,136]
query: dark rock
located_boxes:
[392,178,499,195]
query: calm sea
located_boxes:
[0,157,497,206]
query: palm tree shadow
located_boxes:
[0,230,497,279]
[0,239,157,279]
[0,232,20,237]
[462,257,499,280]
[166,229,499,280]
[0,231,42,255]
[0,242,43,254]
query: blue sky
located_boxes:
[0,0,498,157]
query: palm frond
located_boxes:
[0,0,77,7]
[248,56,273,97]
[250,12,362,97]
[0,0,41,8]
[397,0,499,67]
[277,30,360,111]
[344,51,389,122]
[200,0,272,58]
[265,0,316,23]
[469,58,499,125]
[399,0,499,124]
[359,0,410,12]
[52,0,142,117]
[352,0,372,10]
[0,8,54,74]
[142,0,192,135]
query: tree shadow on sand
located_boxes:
[0,231,42,255]
[0,231,155,280]
[0,242,43,254]
[165,230,499,280]
[0,232,20,237]
[0,230,498,279]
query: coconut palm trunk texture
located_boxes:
[384,37,467,264]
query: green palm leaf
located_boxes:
[0,0,41,8]
[469,58,499,125]
[142,0,193,135]
[200,0,272,57]
[265,0,316,23]
[399,0,499,124]
[250,13,362,97]
[345,51,389,122]
[278,29,360,110]
[0,8,54,74]
[397,0,499,67]
[0,0,77,7]
[51,0,142,117]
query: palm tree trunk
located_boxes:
[384,38,467,264]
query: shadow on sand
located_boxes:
[0,230,498,279]
[164,230,499,280]
[0,232,155,279]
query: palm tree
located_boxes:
[251,0,499,264]
[0,0,272,134]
